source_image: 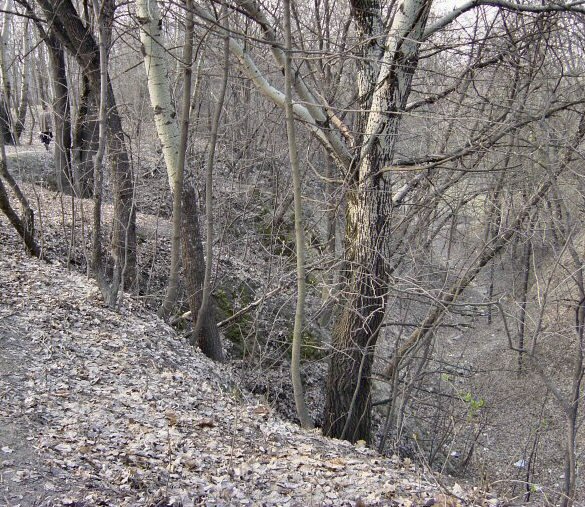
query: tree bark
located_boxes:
[158,0,193,319]
[0,95,11,145]
[136,0,183,317]
[192,7,229,347]
[72,72,98,197]
[516,214,535,373]
[0,134,39,256]
[283,0,313,429]
[0,5,14,145]
[323,0,432,443]
[0,176,39,256]
[181,182,224,361]
[136,0,223,360]
[46,32,73,194]
[14,18,30,143]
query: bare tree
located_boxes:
[189,0,585,444]
[137,0,223,360]
[30,0,137,292]
[283,0,313,429]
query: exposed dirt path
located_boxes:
[0,314,56,506]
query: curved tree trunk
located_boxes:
[181,182,224,361]
[0,176,39,256]
[137,0,222,360]
[0,135,39,256]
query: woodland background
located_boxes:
[1,0,585,505]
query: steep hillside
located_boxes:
[0,201,499,506]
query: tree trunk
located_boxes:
[35,0,136,290]
[105,75,137,292]
[323,0,432,443]
[158,0,194,319]
[0,6,14,145]
[283,0,313,429]
[516,215,535,373]
[192,6,229,345]
[46,33,73,194]
[181,182,224,361]
[319,161,338,326]
[0,95,12,145]
[14,19,30,143]
[324,190,390,442]
[0,134,39,256]
[0,177,39,256]
[136,0,182,312]
[72,73,98,197]
[88,0,111,302]
[560,297,585,507]
[136,0,222,360]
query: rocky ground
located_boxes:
[0,154,502,506]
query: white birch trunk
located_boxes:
[137,0,223,360]
[136,0,180,189]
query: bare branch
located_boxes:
[424,0,585,40]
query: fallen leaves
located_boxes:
[0,217,488,507]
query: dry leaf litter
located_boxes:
[0,212,496,506]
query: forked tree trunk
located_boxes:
[323,0,432,443]
[137,0,223,360]
[158,0,194,319]
[136,0,182,315]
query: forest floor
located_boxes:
[0,148,505,506]
[0,207,487,507]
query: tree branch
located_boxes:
[424,0,585,40]
[192,3,352,169]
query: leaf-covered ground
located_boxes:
[0,191,502,507]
